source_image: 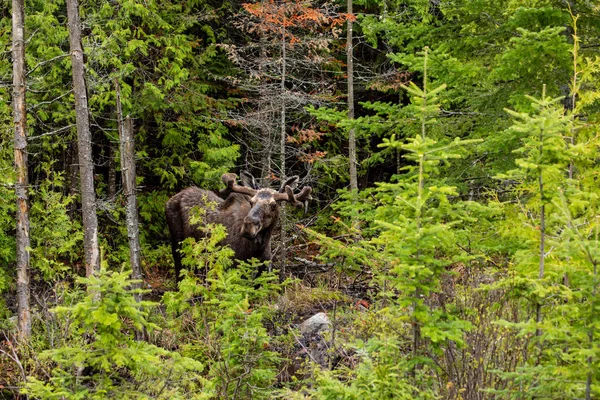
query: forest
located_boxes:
[1,0,599,398]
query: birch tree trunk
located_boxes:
[115,78,142,308]
[347,0,357,191]
[12,0,31,340]
[66,0,100,277]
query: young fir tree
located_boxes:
[24,267,206,398]
[305,48,478,397]
[372,47,476,376]
[489,12,600,394]
[490,83,600,397]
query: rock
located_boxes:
[298,312,330,336]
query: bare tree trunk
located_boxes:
[279,23,287,279]
[67,141,79,217]
[258,33,273,186]
[12,0,31,341]
[107,143,116,199]
[66,0,100,277]
[115,79,142,302]
[260,126,273,185]
[347,0,357,191]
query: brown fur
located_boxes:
[165,187,279,281]
[166,174,311,282]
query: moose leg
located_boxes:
[165,200,185,283]
[170,239,183,283]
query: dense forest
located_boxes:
[1,0,599,398]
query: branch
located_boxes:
[27,53,70,77]
[288,325,322,365]
[30,90,73,110]
[28,124,75,141]
[293,257,334,271]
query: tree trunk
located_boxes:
[258,33,273,187]
[279,23,287,279]
[12,0,31,341]
[66,0,100,277]
[115,78,142,307]
[260,126,273,185]
[107,143,116,199]
[67,141,79,217]
[347,0,357,191]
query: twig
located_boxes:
[26,53,69,77]
[28,124,75,141]
[30,90,73,110]
[1,332,27,386]
[288,326,320,365]
[293,257,335,270]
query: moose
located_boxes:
[165,172,312,281]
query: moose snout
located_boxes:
[241,216,262,239]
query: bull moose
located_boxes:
[165,172,312,281]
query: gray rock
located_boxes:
[298,312,331,336]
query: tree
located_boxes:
[346,0,357,191]
[235,0,345,273]
[25,269,205,398]
[66,0,99,277]
[115,77,142,317]
[12,0,31,340]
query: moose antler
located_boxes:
[274,185,312,207]
[222,173,257,197]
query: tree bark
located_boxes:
[279,23,287,279]
[347,0,357,191]
[66,0,100,277]
[67,140,79,217]
[107,143,116,199]
[258,32,273,187]
[12,0,31,341]
[115,78,142,306]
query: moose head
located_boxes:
[222,172,312,240]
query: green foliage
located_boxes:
[312,337,433,399]
[24,268,206,399]
[163,218,283,399]
[488,58,600,396]
[80,0,241,190]
[29,168,83,281]
[2,0,600,397]
[0,157,15,295]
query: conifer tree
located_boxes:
[491,84,600,397]
[374,48,477,373]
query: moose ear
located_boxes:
[222,173,238,188]
[278,175,299,193]
[241,171,260,190]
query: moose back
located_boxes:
[165,173,312,281]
